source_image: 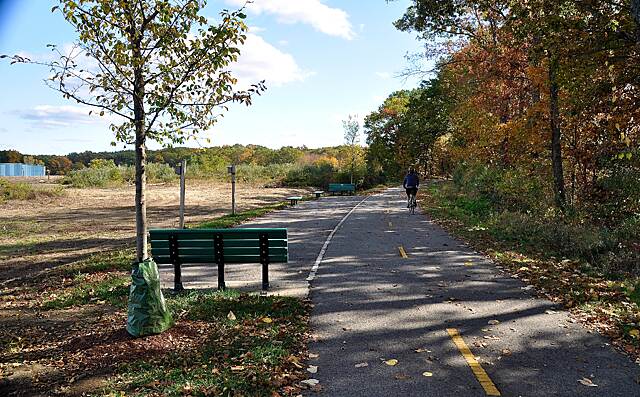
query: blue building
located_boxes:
[0,163,46,177]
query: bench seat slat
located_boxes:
[150,239,288,249]
[153,254,288,264]
[149,228,287,240]
[151,247,288,257]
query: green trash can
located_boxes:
[126,259,173,337]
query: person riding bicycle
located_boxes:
[403,168,419,207]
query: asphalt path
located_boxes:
[158,187,640,396]
[306,188,640,396]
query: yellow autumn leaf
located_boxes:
[384,359,398,366]
[422,371,433,377]
[464,262,474,266]
[227,311,236,321]
[629,329,639,338]
[262,317,273,324]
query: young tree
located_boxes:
[4,1,265,262]
[342,115,360,184]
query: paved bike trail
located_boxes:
[306,188,639,396]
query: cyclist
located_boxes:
[403,168,419,208]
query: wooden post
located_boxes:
[228,165,236,216]
[179,160,186,229]
[232,172,236,215]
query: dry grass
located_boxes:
[0,181,309,282]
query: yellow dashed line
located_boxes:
[398,246,408,258]
[447,328,501,396]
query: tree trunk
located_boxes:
[133,59,147,261]
[548,54,566,210]
[134,122,147,262]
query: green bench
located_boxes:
[286,196,303,206]
[149,228,288,292]
[328,183,355,195]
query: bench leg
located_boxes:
[262,262,269,291]
[174,262,184,291]
[218,262,226,290]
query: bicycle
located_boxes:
[408,192,417,214]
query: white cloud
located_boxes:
[16,105,111,128]
[248,25,266,33]
[233,32,313,87]
[226,0,355,40]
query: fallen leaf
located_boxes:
[578,377,597,387]
[415,348,431,353]
[309,353,319,359]
[422,371,433,377]
[384,359,398,366]
[227,311,236,321]
[301,379,319,387]
[488,320,500,325]
[307,365,318,374]
[262,317,273,324]
[355,362,369,368]
[464,262,474,266]
[500,349,512,356]
[629,329,639,338]
[394,373,411,380]
[230,365,245,371]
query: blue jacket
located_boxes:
[403,173,419,189]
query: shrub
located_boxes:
[147,162,178,183]
[452,163,549,212]
[62,162,176,187]
[284,162,335,188]
[0,179,36,200]
[0,179,63,201]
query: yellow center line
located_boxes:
[398,246,408,258]
[447,328,501,396]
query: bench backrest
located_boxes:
[328,183,355,192]
[149,228,288,264]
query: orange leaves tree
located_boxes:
[393,0,640,213]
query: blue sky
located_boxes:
[0,0,428,155]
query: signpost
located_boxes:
[178,160,187,229]
[227,165,236,215]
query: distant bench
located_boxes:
[149,228,288,292]
[328,183,355,195]
[286,196,303,206]
[313,190,324,199]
